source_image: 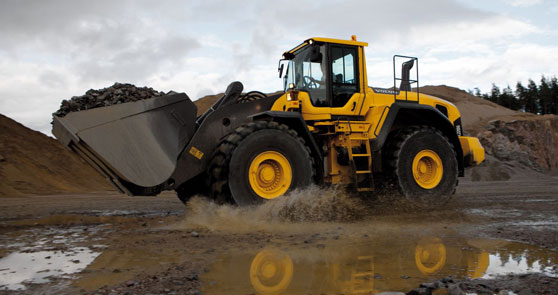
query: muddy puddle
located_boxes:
[0,218,112,291]
[201,235,558,295]
[0,247,100,291]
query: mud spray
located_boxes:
[166,185,464,235]
[171,186,372,232]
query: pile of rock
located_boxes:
[477,117,558,171]
[53,83,168,117]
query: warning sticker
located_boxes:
[189,147,204,160]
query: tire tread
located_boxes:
[207,121,315,204]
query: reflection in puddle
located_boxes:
[73,248,187,291]
[0,247,100,291]
[484,252,557,278]
[0,224,108,291]
[202,236,558,295]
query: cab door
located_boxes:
[288,42,366,120]
[329,44,364,116]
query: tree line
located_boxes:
[468,76,558,115]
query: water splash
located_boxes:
[178,186,368,232]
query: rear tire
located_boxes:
[383,126,458,206]
[208,121,314,206]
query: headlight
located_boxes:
[286,91,298,101]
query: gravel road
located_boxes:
[0,176,557,295]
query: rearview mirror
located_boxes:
[309,45,322,63]
[278,63,284,78]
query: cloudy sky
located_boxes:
[1,0,556,135]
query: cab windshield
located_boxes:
[283,44,328,107]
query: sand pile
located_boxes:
[0,114,113,197]
[420,85,529,134]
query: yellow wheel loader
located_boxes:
[52,36,485,206]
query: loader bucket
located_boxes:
[52,93,197,195]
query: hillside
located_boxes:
[0,114,112,197]
[194,94,222,115]
[420,85,537,134]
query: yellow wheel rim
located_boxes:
[468,251,490,278]
[250,249,294,294]
[412,150,443,189]
[415,237,447,275]
[248,151,292,199]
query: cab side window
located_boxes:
[331,46,359,107]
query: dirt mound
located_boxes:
[53,83,167,117]
[420,85,534,135]
[193,93,222,115]
[421,85,558,180]
[0,114,113,197]
[192,90,282,115]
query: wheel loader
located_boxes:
[52,35,485,206]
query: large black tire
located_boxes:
[383,126,458,206]
[208,121,314,206]
[175,174,206,205]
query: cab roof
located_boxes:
[283,36,368,58]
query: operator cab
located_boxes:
[281,38,363,112]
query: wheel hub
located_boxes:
[259,165,276,183]
[250,248,294,294]
[412,150,443,189]
[261,262,277,278]
[415,237,447,275]
[249,151,292,199]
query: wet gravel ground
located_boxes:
[457,178,558,250]
[0,177,557,294]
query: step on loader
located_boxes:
[53,36,485,207]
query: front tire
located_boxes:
[384,126,458,206]
[209,121,314,206]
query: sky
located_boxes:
[0,0,557,135]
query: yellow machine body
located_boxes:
[271,36,484,187]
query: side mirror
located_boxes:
[278,63,284,78]
[309,45,322,63]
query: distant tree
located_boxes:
[501,85,520,110]
[489,84,501,103]
[474,76,557,115]
[473,87,482,97]
[515,82,527,112]
[539,76,552,114]
[551,77,558,115]
[526,79,539,114]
